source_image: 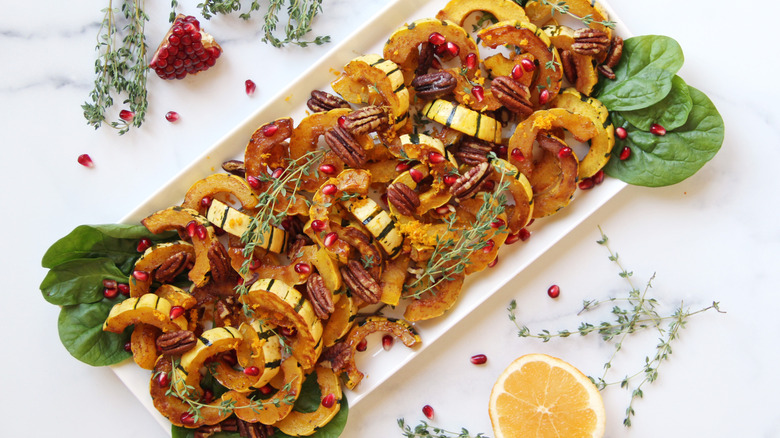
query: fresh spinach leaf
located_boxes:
[58,298,132,366]
[595,35,684,111]
[621,75,692,131]
[40,257,127,306]
[292,371,323,414]
[605,85,724,187]
[42,224,175,273]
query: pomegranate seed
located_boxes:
[124,341,132,352]
[259,384,273,395]
[77,154,94,168]
[103,279,118,289]
[319,164,336,175]
[170,306,186,319]
[294,263,311,274]
[243,366,260,376]
[615,126,627,139]
[245,79,256,96]
[157,372,170,387]
[103,287,119,299]
[119,109,135,122]
[395,161,411,172]
[511,148,525,161]
[195,224,208,240]
[165,111,180,122]
[321,393,336,408]
[497,144,508,157]
[650,123,666,136]
[443,174,458,186]
[619,146,631,161]
[491,218,505,229]
[505,232,521,245]
[511,64,524,80]
[422,404,434,420]
[249,259,261,270]
[118,283,130,295]
[482,239,495,253]
[180,412,196,425]
[428,32,446,45]
[428,151,445,164]
[539,88,551,105]
[382,334,394,351]
[488,256,499,268]
[186,220,198,237]
[547,284,560,298]
[482,180,495,191]
[519,228,531,241]
[465,53,477,69]
[133,270,149,281]
[271,167,284,179]
[557,146,572,158]
[578,178,595,190]
[311,220,326,232]
[322,184,338,196]
[356,338,368,352]
[246,175,262,189]
[262,123,279,137]
[471,85,485,102]
[202,390,214,403]
[323,232,338,247]
[199,196,213,209]
[470,354,488,365]
[593,169,605,185]
[337,115,347,129]
[136,238,152,252]
[409,168,424,183]
[521,58,535,72]
[446,42,460,57]
[280,326,297,337]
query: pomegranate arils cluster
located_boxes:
[150,15,222,80]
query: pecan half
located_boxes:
[560,50,578,84]
[221,159,246,177]
[387,182,420,217]
[597,64,616,80]
[491,76,533,117]
[156,330,197,355]
[603,36,624,68]
[324,125,367,168]
[416,42,435,76]
[572,28,610,56]
[154,251,194,283]
[342,106,388,136]
[307,90,351,113]
[450,162,492,199]
[411,71,457,99]
[306,273,335,320]
[237,419,273,438]
[207,241,236,284]
[340,227,383,278]
[340,260,381,304]
[455,136,493,165]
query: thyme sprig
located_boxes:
[508,227,723,427]
[397,419,487,438]
[83,0,149,135]
[540,0,616,28]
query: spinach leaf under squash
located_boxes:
[620,75,692,131]
[58,298,132,366]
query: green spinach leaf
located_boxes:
[58,298,132,366]
[292,371,323,414]
[621,75,692,131]
[40,257,127,306]
[605,85,724,187]
[595,35,684,111]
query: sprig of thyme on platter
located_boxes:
[397,419,487,438]
[508,226,724,426]
[539,0,616,28]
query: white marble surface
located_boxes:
[2,0,779,436]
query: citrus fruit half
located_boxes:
[488,353,606,438]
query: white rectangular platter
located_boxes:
[112,0,630,432]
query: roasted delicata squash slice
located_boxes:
[478,21,563,105]
[322,293,358,346]
[542,25,600,96]
[129,323,160,370]
[551,88,615,178]
[275,365,343,436]
[244,117,294,181]
[340,196,404,259]
[525,0,613,40]
[403,274,465,322]
[175,326,242,395]
[213,321,282,392]
[129,241,195,297]
[153,284,197,309]
[331,54,409,131]
[490,158,534,233]
[181,173,258,213]
[206,198,289,253]
[103,294,188,333]
[225,356,303,425]
[422,99,502,143]
[528,132,580,217]
[436,0,528,25]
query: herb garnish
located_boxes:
[539,0,616,28]
[398,419,487,438]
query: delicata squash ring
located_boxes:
[225,356,304,425]
[175,326,242,395]
[181,173,258,214]
[422,99,502,143]
[525,0,613,40]
[435,0,529,25]
[128,241,195,297]
[274,365,343,436]
[542,25,600,96]
[103,294,188,333]
[212,321,283,392]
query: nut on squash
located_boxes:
[129,241,195,297]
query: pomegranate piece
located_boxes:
[165,111,180,122]
[470,354,488,365]
[149,14,222,80]
[77,154,94,168]
[547,284,560,298]
[422,404,434,420]
[245,79,257,96]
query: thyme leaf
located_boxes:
[397,419,488,438]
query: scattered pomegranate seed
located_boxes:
[279,326,297,337]
[428,151,445,164]
[380,193,389,205]
[170,306,186,319]
[497,144,508,157]
[505,232,521,245]
[118,283,130,295]
[243,366,260,376]
[650,123,666,136]
[245,79,257,96]
[356,338,368,352]
[465,52,477,69]
[124,341,132,352]
[150,15,221,80]
[422,404,435,420]
[615,126,627,139]
[521,58,535,72]
[157,372,170,387]
[136,238,152,252]
[511,148,525,161]
[409,168,424,183]
[259,384,274,395]
[271,167,285,179]
[103,287,119,299]
[246,175,262,189]
[319,164,336,175]
[482,180,495,191]
[323,232,338,247]
[321,393,336,408]
[511,64,524,80]
[428,32,446,45]
[443,174,458,186]
[337,115,347,129]
[202,390,214,403]
[488,256,499,268]
[470,354,488,365]
[186,220,198,237]
[195,224,208,240]
[322,184,338,196]
[619,146,631,161]
[395,161,411,172]
[539,88,551,105]
[482,239,495,253]
[491,218,505,229]
[471,85,485,102]
[593,170,605,185]
[294,263,311,274]
[133,270,149,282]
[180,412,196,425]
[249,259,261,270]
[578,178,595,190]
[445,42,460,57]
[557,146,572,158]
[119,109,135,122]
[311,220,326,232]
[103,279,118,289]
[382,334,394,351]
[200,196,213,209]
[262,123,279,137]
[77,154,95,168]
[519,228,531,241]
[547,284,560,298]
[165,111,180,122]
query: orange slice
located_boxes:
[489,353,606,438]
